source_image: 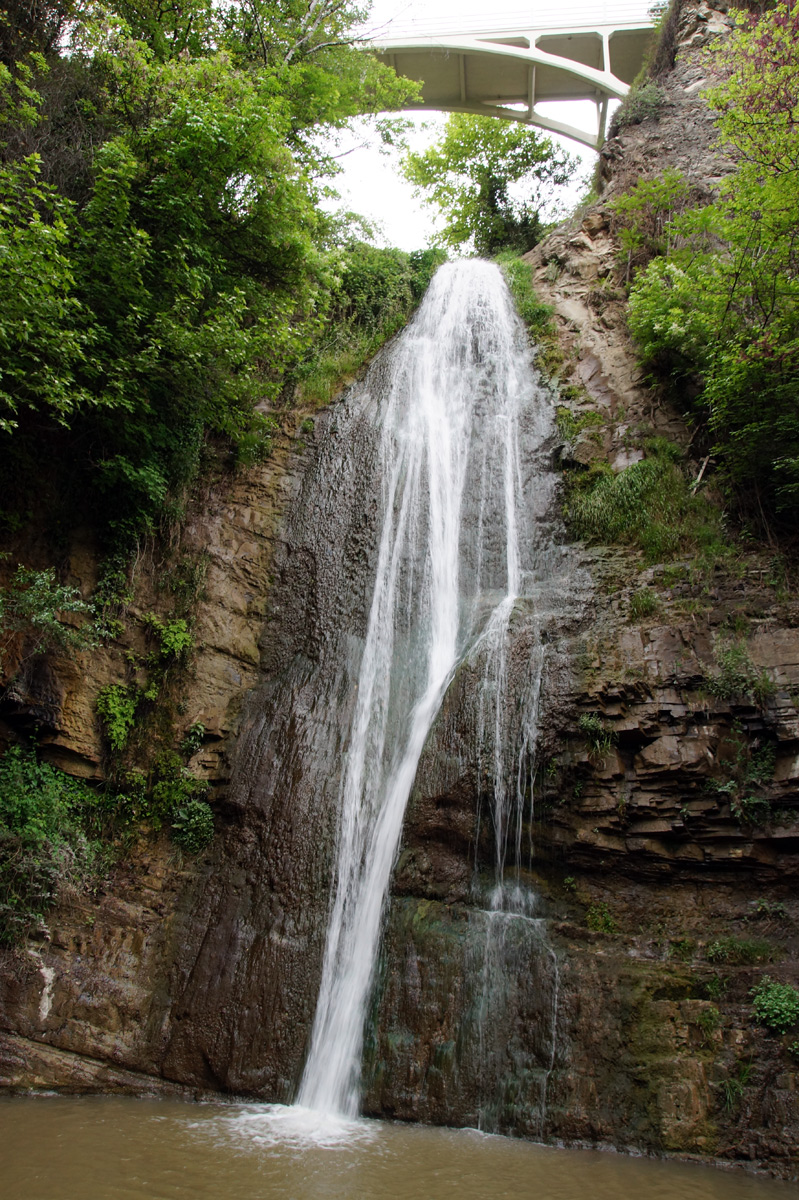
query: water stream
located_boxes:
[298,260,555,1120]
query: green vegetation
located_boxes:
[622,1,799,536]
[141,613,193,661]
[586,901,617,934]
[669,937,695,961]
[704,729,775,826]
[171,799,214,854]
[608,0,680,136]
[609,168,693,282]
[694,1004,721,1046]
[294,245,446,405]
[497,252,565,376]
[402,114,578,256]
[706,643,775,708]
[565,437,726,565]
[706,937,775,966]
[750,977,799,1034]
[0,733,217,944]
[719,1061,753,1112]
[0,565,100,666]
[180,722,206,757]
[96,684,139,754]
[0,744,107,944]
[704,973,729,1001]
[753,898,787,922]
[555,407,605,443]
[0,0,418,550]
[629,587,659,621]
[610,81,665,134]
[577,712,615,760]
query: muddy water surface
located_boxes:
[1,1097,794,1200]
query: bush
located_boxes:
[621,4,799,534]
[555,406,604,443]
[96,684,139,753]
[610,81,665,135]
[586,902,617,934]
[171,799,214,854]
[141,612,193,660]
[566,438,726,565]
[497,252,563,375]
[498,252,556,334]
[294,243,447,405]
[707,643,775,707]
[1,565,100,666]
[180,722,205,757]
[0,745,106,944]
[750,977,799,1033]
[707,937,775,965]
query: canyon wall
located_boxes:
[2,0,798,1179]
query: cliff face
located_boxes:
[2,0,799,1179]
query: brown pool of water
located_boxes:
[0,1096,794,1200]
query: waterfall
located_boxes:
[297,260,551,1119]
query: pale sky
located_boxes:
[328,0,652,249]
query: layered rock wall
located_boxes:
[2,0,799,1180]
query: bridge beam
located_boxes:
[373,22,653,150]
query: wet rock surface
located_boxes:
[2,2,799,1180]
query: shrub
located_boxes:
[555,406,604,443]
[586,901,617,934]
[719,1061,753,1112]
[566,439,726,565]
[295,243,448,406]
[171,799,214,854]
[150,747,206,811]
[497,252,565,376]
[705,974,729,1000]
[0,745,106,944]
[141,613,193,660]
[1,565,100,666]
[610,82,665,135]
[730,794,771,826]
[695,1005,722,1045]
[707,643,775,707]
[750,977,799,1033]
[180,722,206,757]
[707,937,775,965]
[96,684,139,753]
[578,712,615,760]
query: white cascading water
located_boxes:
[297,260,550,1119]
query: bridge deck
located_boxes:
[373,19,653,149]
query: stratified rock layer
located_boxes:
[2,1,799,1181]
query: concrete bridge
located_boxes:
[372,11,655,149]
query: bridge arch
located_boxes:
[373,18,653,149]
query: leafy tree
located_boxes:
[623,1,799,533]
[0,0,419,545]
[0,155,91,433]
[402,114,578,255]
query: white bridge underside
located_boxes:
[374,21,653,149]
